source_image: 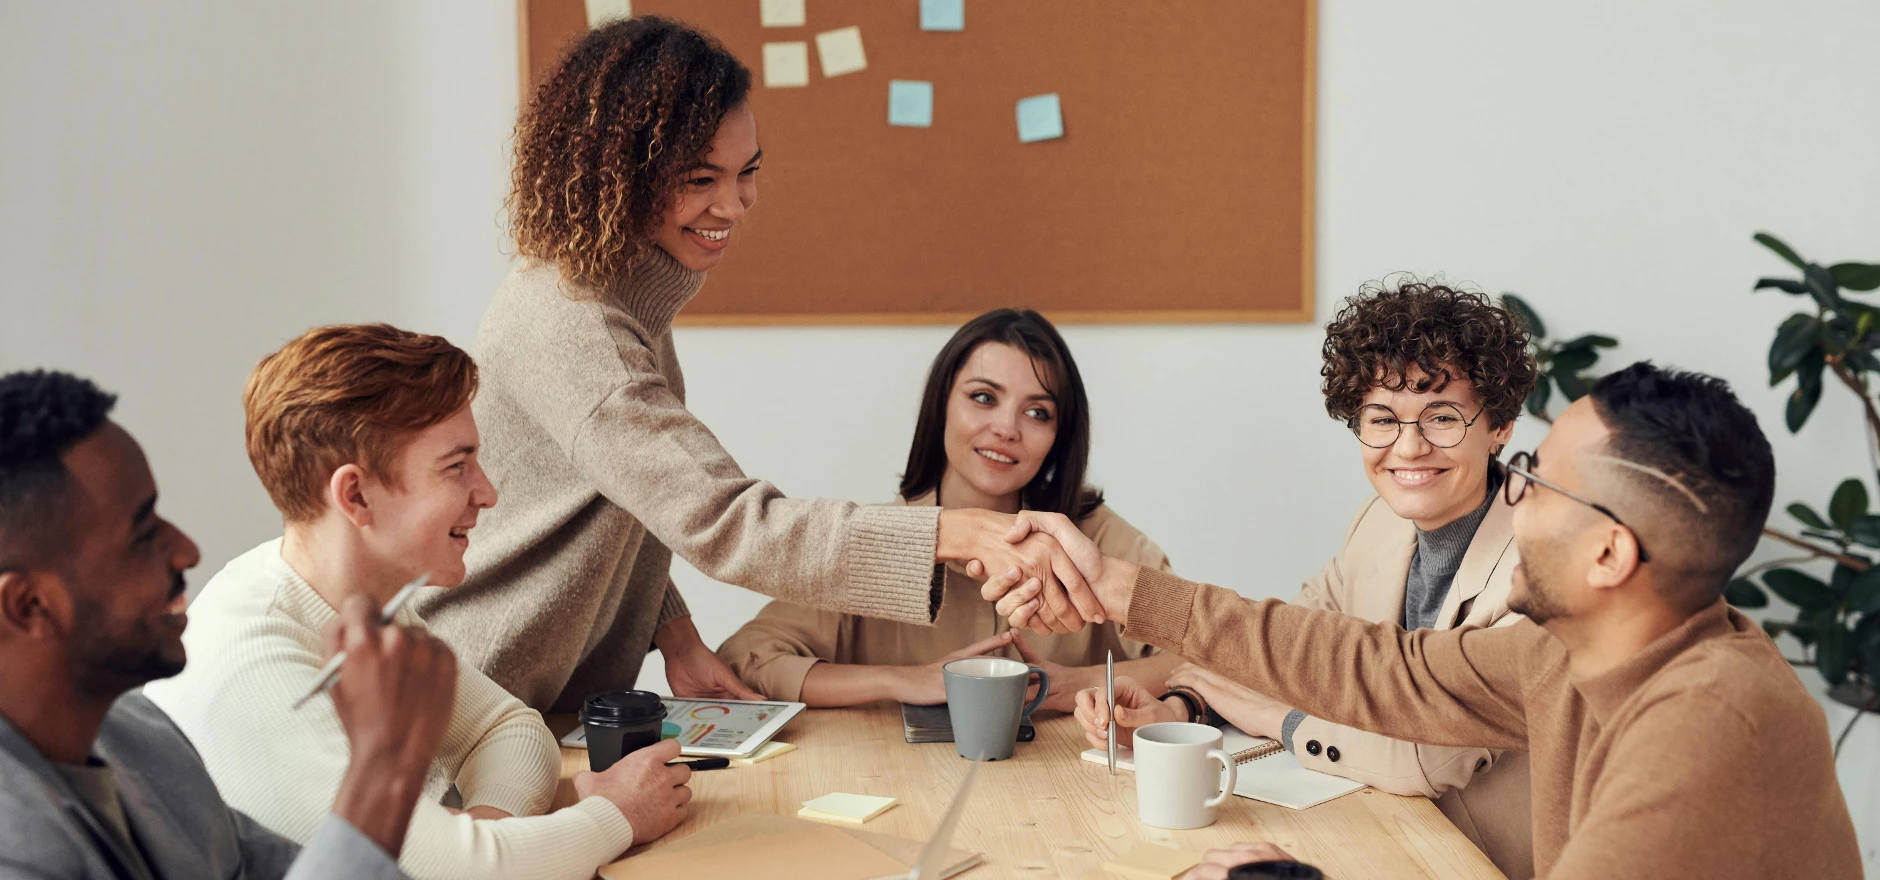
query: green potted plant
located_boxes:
[1716,233,1880,757]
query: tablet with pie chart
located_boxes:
[560,697,806,757]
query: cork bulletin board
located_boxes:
[518,0,1316,325]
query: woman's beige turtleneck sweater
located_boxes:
[420,250,943,712]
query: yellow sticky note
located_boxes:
[762,42,809,88]
[815,26,866,77]
[1103,844,1203,880]
[584,0,630,27]
[799,792,898,824]
[732,741,796,764]
[760,0,806,27]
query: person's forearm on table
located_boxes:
[798,662,928,707]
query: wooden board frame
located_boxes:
[517,0,1317,326]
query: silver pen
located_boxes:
[291,574,428,710]
[1106,650,1117,775]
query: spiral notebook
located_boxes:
[1080,725,1365,810]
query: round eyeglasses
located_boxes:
[1349,403,1484,449]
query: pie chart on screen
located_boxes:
[688,705,730,720]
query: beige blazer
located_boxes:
[717,493,1172,701]
[1289,492,1534,880]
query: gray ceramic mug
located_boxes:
[943,657,1050,761]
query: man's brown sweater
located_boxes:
[1124,568,1861,879]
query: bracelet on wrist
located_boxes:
[1159,686,1208,724]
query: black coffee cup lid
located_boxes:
[582,690,666,725]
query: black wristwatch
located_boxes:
[1160,686,1208,724]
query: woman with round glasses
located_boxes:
[1081,278,1542,879]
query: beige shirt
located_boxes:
[1126,570,1863,880]
[1290,493,1534,879]
[718,494,1173,701]
[420,252,944,713]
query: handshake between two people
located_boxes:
[938,508,1142,636]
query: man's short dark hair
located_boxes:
[0,371,118,569]
[1589,362,1775,605]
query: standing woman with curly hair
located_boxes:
[1069,277,1543,879]
[420,17,1098,715]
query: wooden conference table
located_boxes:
[549,706,1506,879]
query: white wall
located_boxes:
[3,0,1875,871]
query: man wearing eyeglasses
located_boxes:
[999,361,1861,879]
[1064,280,1540,877]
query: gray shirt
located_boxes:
[1,692,407,880]
[1401,488,1497,631]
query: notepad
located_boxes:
[800,792,898,824]
[1080,725,1365,811]
[1103,844,1202,880]
[920,0,964,31]
[733,741,796,764]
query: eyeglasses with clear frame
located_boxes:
[1349,403,1486,449]
[1503,450,1651,563]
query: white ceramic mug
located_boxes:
[1132,722,1237,829]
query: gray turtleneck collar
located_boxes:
[1401,479,1498,631]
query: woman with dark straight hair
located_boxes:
[718,310,1183,710]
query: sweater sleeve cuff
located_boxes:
[657,581,691,628]
[1121,568,1200,651]
[572,794,637,856]
[756,655,819,703]
[840,505,943,625]
[1280,710,1308,753]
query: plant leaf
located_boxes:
[1786,366,1823,432]
[1816,623,1850,685]
[1763,620,1790,640]
[1724,578,1769,608]
[1831,262,1880,292]
[1501,293,1546,339]
[1804,264,1841,311]
[1850,566,1880,615]
[1755,277,1809,295]
[1830,479,1870,528]
[1555,370,1590,402]
[1762,568,1837,610]
[1551,348,1599,374]
[1556,334,1620,351]
[1525,380,1552,418]
[1755,232,1807,269]
[1789,503,1832,529]
[1767,314,1820,384]
[1848,514,1880,548]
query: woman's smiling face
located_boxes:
[939,342,1059,511]
[651,102,762,273]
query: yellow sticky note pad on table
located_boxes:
[1103,844,1203,880]
[798,792,898,824]
[732,741,795,764]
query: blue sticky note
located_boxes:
[920,0,964,31]
[1016,93,1063,143]
[888,80,933,127]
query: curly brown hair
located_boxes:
[1321,277,1537,429]
[509,17,750,289]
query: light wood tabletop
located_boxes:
[550,707,1505,879]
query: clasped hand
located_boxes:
[948,509,1136,636]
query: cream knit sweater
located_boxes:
[421,249,944,712]
[143,541,635,880]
